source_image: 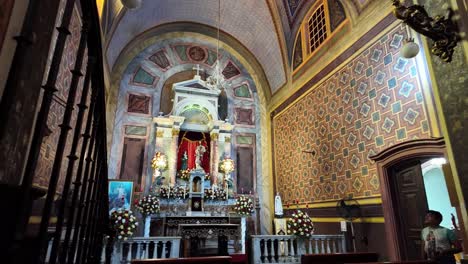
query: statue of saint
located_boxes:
[274,192,284,216]
[181,151,188,170]
[195,144,206,170]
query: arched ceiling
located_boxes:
[103,0,287,94]
[99,0,379,95]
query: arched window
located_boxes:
[292,0,347,71]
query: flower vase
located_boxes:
[144,215,151,237]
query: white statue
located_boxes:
[275,192,284,216]
[195,144,206,170]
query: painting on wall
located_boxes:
[109,180,134,213]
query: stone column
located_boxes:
[153,116,176,187]
[210,132,219,186]
[170,128,179,185]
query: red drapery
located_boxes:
[177,132,210,173]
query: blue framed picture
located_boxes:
[108,180,133,213]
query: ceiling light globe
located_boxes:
[121,0,142,9]
[401,40,420,59]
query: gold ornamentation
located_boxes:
[156,130,164,137]
[172,129,180,136]
[225,136,231,143]
[392,0,460,62]
[210,133,219,141]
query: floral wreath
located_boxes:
[287,209,314,237]
[110,209,138,240]
[233,195,254,216]
[134,194,160,216]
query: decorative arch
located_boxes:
[290,0,350,72]
[370,137,448,261]
[106,22,275,233]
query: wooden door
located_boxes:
[392,160,428,260]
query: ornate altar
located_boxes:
[149,72,236,217]
[143,73,258,257]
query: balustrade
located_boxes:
[251,234,346,264]
[111,237,182,264]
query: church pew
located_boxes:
[301,252,379,264]
[229,253,247,264]
[131,256,232,264]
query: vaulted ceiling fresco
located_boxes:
[99,0,379,96]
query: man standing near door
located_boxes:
[421,210,462,264]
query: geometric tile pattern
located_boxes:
[222,61,241,80]
[132,67,157,87]
[234,107,255,126]
[273,24,432,205]
[233,83,252,99]
[149,49,171,70]
[128,94,151,114]
[34,10,84,192]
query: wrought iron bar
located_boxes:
[87,162,107,262]
[1,0,42,258]
[82,139,106,262]
[48,26,92,263]
[76,122,104,263]
[20,0,75,224]
[59,57,97,263]
[35,9,88,262]
[67,101,100,263]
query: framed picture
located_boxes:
[109,180,134,213]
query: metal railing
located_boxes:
[0,0,109,263]
[251,234,346,264]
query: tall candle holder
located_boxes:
[220,157,235,200]
[151,151,168,192]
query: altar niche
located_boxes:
[176,131,210,173]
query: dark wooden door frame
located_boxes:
[370,137,446,261]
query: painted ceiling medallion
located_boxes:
[188,46,207,62]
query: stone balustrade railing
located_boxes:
[111,236,181,264]
[251,234,346,264]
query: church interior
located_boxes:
[0,0,467,263]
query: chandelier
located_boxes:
[205,0,228,91]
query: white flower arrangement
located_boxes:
[287,210,314,237]
[134,194,160,216]
[110,209,138,240]
[204,188,227,201]
[233,195,254,216]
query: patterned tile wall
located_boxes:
[33,8,87,194]
[273,24,432,205]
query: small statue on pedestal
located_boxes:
[195,144,206,170]
[275,192,284,217]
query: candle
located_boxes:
[183,183,186,198]
[167,185,171,198]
